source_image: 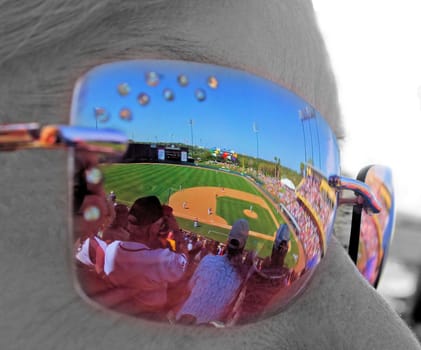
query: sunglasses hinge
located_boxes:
[329,175,381,214]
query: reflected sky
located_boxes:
[71,60,340,176]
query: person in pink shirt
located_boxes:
[102,196,188,316]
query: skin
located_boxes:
[0,0,420,349]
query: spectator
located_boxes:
[101,196,188,314]
[102,204,130,242]
[175,219,251,325]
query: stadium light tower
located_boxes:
[252,122,259,159]
[299,109,308,163]
[189,119,194,156]
[299,106,320,168]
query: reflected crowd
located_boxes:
[296,174,335,234]
[283,190,321,267]
[74,190,297,325]
[247,166,336,270]
[73,150,339,326]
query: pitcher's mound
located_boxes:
[243,209,258,219]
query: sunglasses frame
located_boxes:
[0,59,396,325]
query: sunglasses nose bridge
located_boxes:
[328,175,382,214]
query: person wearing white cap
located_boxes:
[175,219,250,325]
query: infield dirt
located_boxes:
[169,186,277,241]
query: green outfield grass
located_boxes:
[100,163,262,205]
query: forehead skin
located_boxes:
[0,1,419,349]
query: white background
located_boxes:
[312,1,421,219]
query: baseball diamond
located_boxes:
[100,162,302,266]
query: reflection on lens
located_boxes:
[195,88,206,102]
[83,205,100,222]
[71,60,341,326]
[117,83,131,96]
[146,71,160,87]
[163,88,175,101]
[138,93,150,106]
[177,74,189,87]
[208,76,218,89]
[94,107,110,123]
[85,167,102,185]
[119,108,132,121]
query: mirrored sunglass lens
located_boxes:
[353,165,395,287]
[71,60,340,325]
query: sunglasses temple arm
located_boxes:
[329,175,383,266]
[328,175,382,214]
[348,204,363,265]
[0,123,128,156]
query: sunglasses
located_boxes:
[0,60,395,326]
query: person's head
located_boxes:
[2,1,421,349]
[226,219,249,258]
[271,223,290,266]
[112,204,129,228]
[156,218,172,248]
[162,204,182,242]
[127,195,163,243]
[101,204,130,242]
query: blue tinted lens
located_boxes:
[71,60,341,325]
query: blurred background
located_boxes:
[313,1,421,341]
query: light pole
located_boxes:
[189,119,194,157]
[253,122,259,159]
[299,106,318,167]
